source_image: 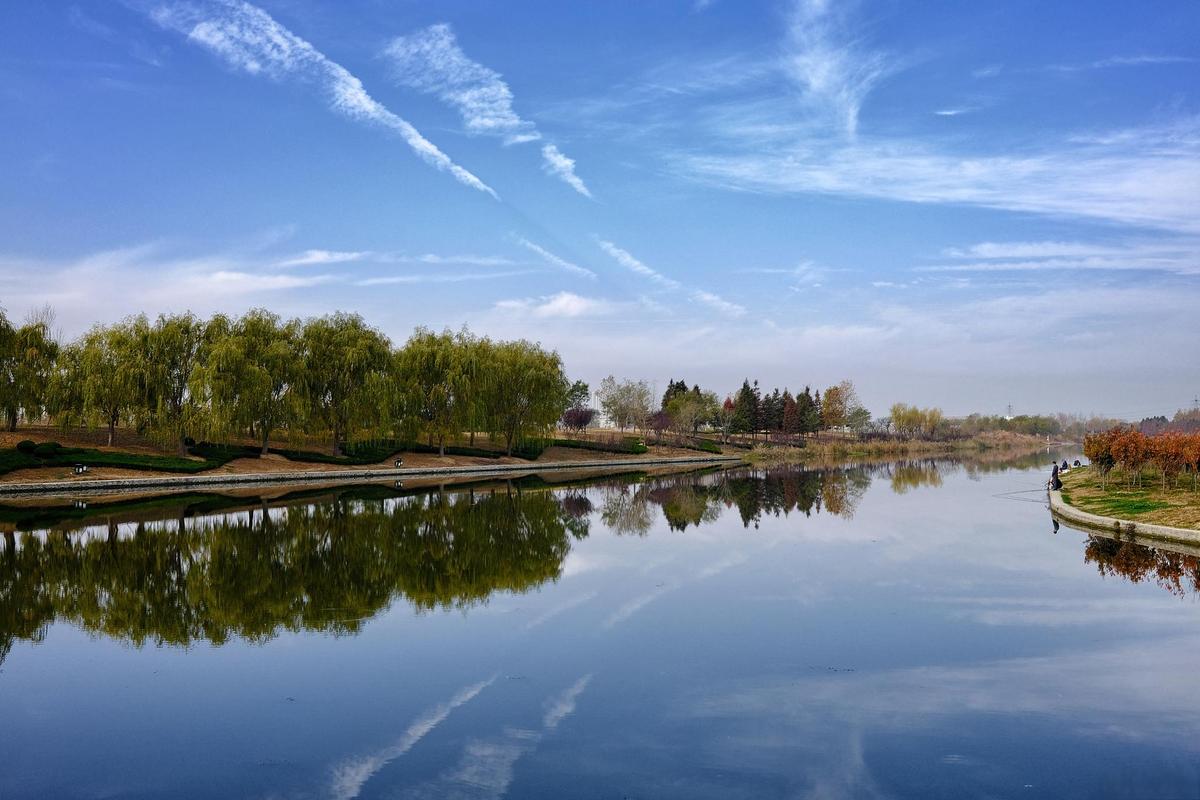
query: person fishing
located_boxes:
[1049,463,1063,491]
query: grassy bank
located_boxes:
[743,431,1049,465]
[1060,466,1200,530]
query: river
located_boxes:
[2,450,1197,799]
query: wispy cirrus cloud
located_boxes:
[143,0,496,197]
[278,250,517,268]
[513,237,597,279]
[382,23,592,197]
[1048,54,1195,72]
[596,239,745,317]
[277,249,371,267]
[680,117,1200,233]
[355,270,532,286]
[0,241,340,333]
[495,292,616,318]
[581,2,1200,234]
[922,239,1200,274]
[784,0,893,137]
[540,144,592,198]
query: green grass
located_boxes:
[0,442,253,477]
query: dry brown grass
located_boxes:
[744,431,1047,465]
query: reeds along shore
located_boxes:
[743,431,1054,465]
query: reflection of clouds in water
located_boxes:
[543,674,593,729]
[692,634,1200,744]
[694,552,748,580]
[400,675,592,800]
[936,594,1186,627]
[602,583,677,629]
[603,553,752,629]
[560,551,616,578]
[328,676,494,800]
[524,591,599,630]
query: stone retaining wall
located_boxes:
[1049,489,1200,547]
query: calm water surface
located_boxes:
[3,452,1199,799]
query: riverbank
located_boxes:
[1050,488,1200,547]
[1055,466,1200,532]
[742,431,1055,465]
[0,453,744,497]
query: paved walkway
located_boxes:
[0,454,745,498]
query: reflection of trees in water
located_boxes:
[886,461,944,494]
[598,467,870,533]
[0,487,586,661]
[1083,535,1200,597]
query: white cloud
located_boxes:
[146,1,496,197]
[1049,54,1195,72]
[783,0,893,137]
[932,107,975,117]
[190,270,333,291]
[595,239,680,289]
[382,23,537,144]
[927,239,1200,274]
[680,118,1200,233]
[540,144,593,198]
[277,249,371,267]
[690,289,746,317]
[382,23,591,196]
[513,237,597,279]
[0,241,346,335]
[394,253,517,267]
[596,239,745,317]
[495,292,615,318]
[356,270,532,286]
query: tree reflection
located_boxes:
[598,466,868,533]
[0,485,587,661]
[1083,535,1200,597]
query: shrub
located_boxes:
[15,440,37,454]
[32,442,62,458]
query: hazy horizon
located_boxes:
[2,1,1197,418]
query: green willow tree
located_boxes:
[483,339,569,455]
[192,310,305,453]
[70,321,143,445]
[300,313,391,455]
[143,313,205,453]
[396,328,468,455]
[0,309,59,431]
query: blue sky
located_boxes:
[1,0,1198,417]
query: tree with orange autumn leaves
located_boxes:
[1084,426,1200,490]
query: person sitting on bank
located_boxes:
[1049,463,1063,491]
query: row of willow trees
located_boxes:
[0,308,570,456]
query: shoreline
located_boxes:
[0,454,746,498]
[1049,489,1200,546]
